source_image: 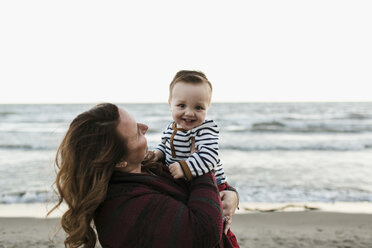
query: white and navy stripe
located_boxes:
[155,120,227,185]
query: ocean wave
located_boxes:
[0,144,51,150]
[0,111,16,116]
[347,113,371,120]
[220,143,372,152]
[251,121,286,131]
[3,187,371,204]
[282,113,372,121]
[0,191,53,204]
[236,184,372,203]
[0,144,35,150]
[248,121,372,133]
[225,125,249,132]
[223,120,372,134]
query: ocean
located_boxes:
[1,102,372,205]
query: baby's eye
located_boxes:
[178,104,185,108]
[195,106,204,110]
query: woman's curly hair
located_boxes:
[48,103,160,247]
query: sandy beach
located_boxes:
[1,211,372,248]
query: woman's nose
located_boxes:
[140,123,148,134]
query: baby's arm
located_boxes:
[153,125,169,161]
[153,150,164,161]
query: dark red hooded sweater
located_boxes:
[94,167,227,248]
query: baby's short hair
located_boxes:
[169,70,213,103]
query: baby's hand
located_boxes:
[153,150,164,161]
[169,162,184,179]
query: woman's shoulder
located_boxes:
[105,170,188,201]
[95,170,189,229]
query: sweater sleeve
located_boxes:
[170,172,224,247]
[180,120,220,179]
[95,172,224,248]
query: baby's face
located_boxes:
[169,81,211,130]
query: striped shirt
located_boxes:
[155,119,227,185]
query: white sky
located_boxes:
[0,0,371,103]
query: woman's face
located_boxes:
[116,108,148,168]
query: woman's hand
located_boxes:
[220,190,238,234]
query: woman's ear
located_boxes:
[115,161,127,168]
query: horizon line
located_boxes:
[0,100,371,105]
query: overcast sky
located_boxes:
[0,0,371,103]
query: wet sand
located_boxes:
[1,212,372,248]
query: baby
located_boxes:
[154,70,240,247]
[154,70,227,186]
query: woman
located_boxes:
[49,103,239,248]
